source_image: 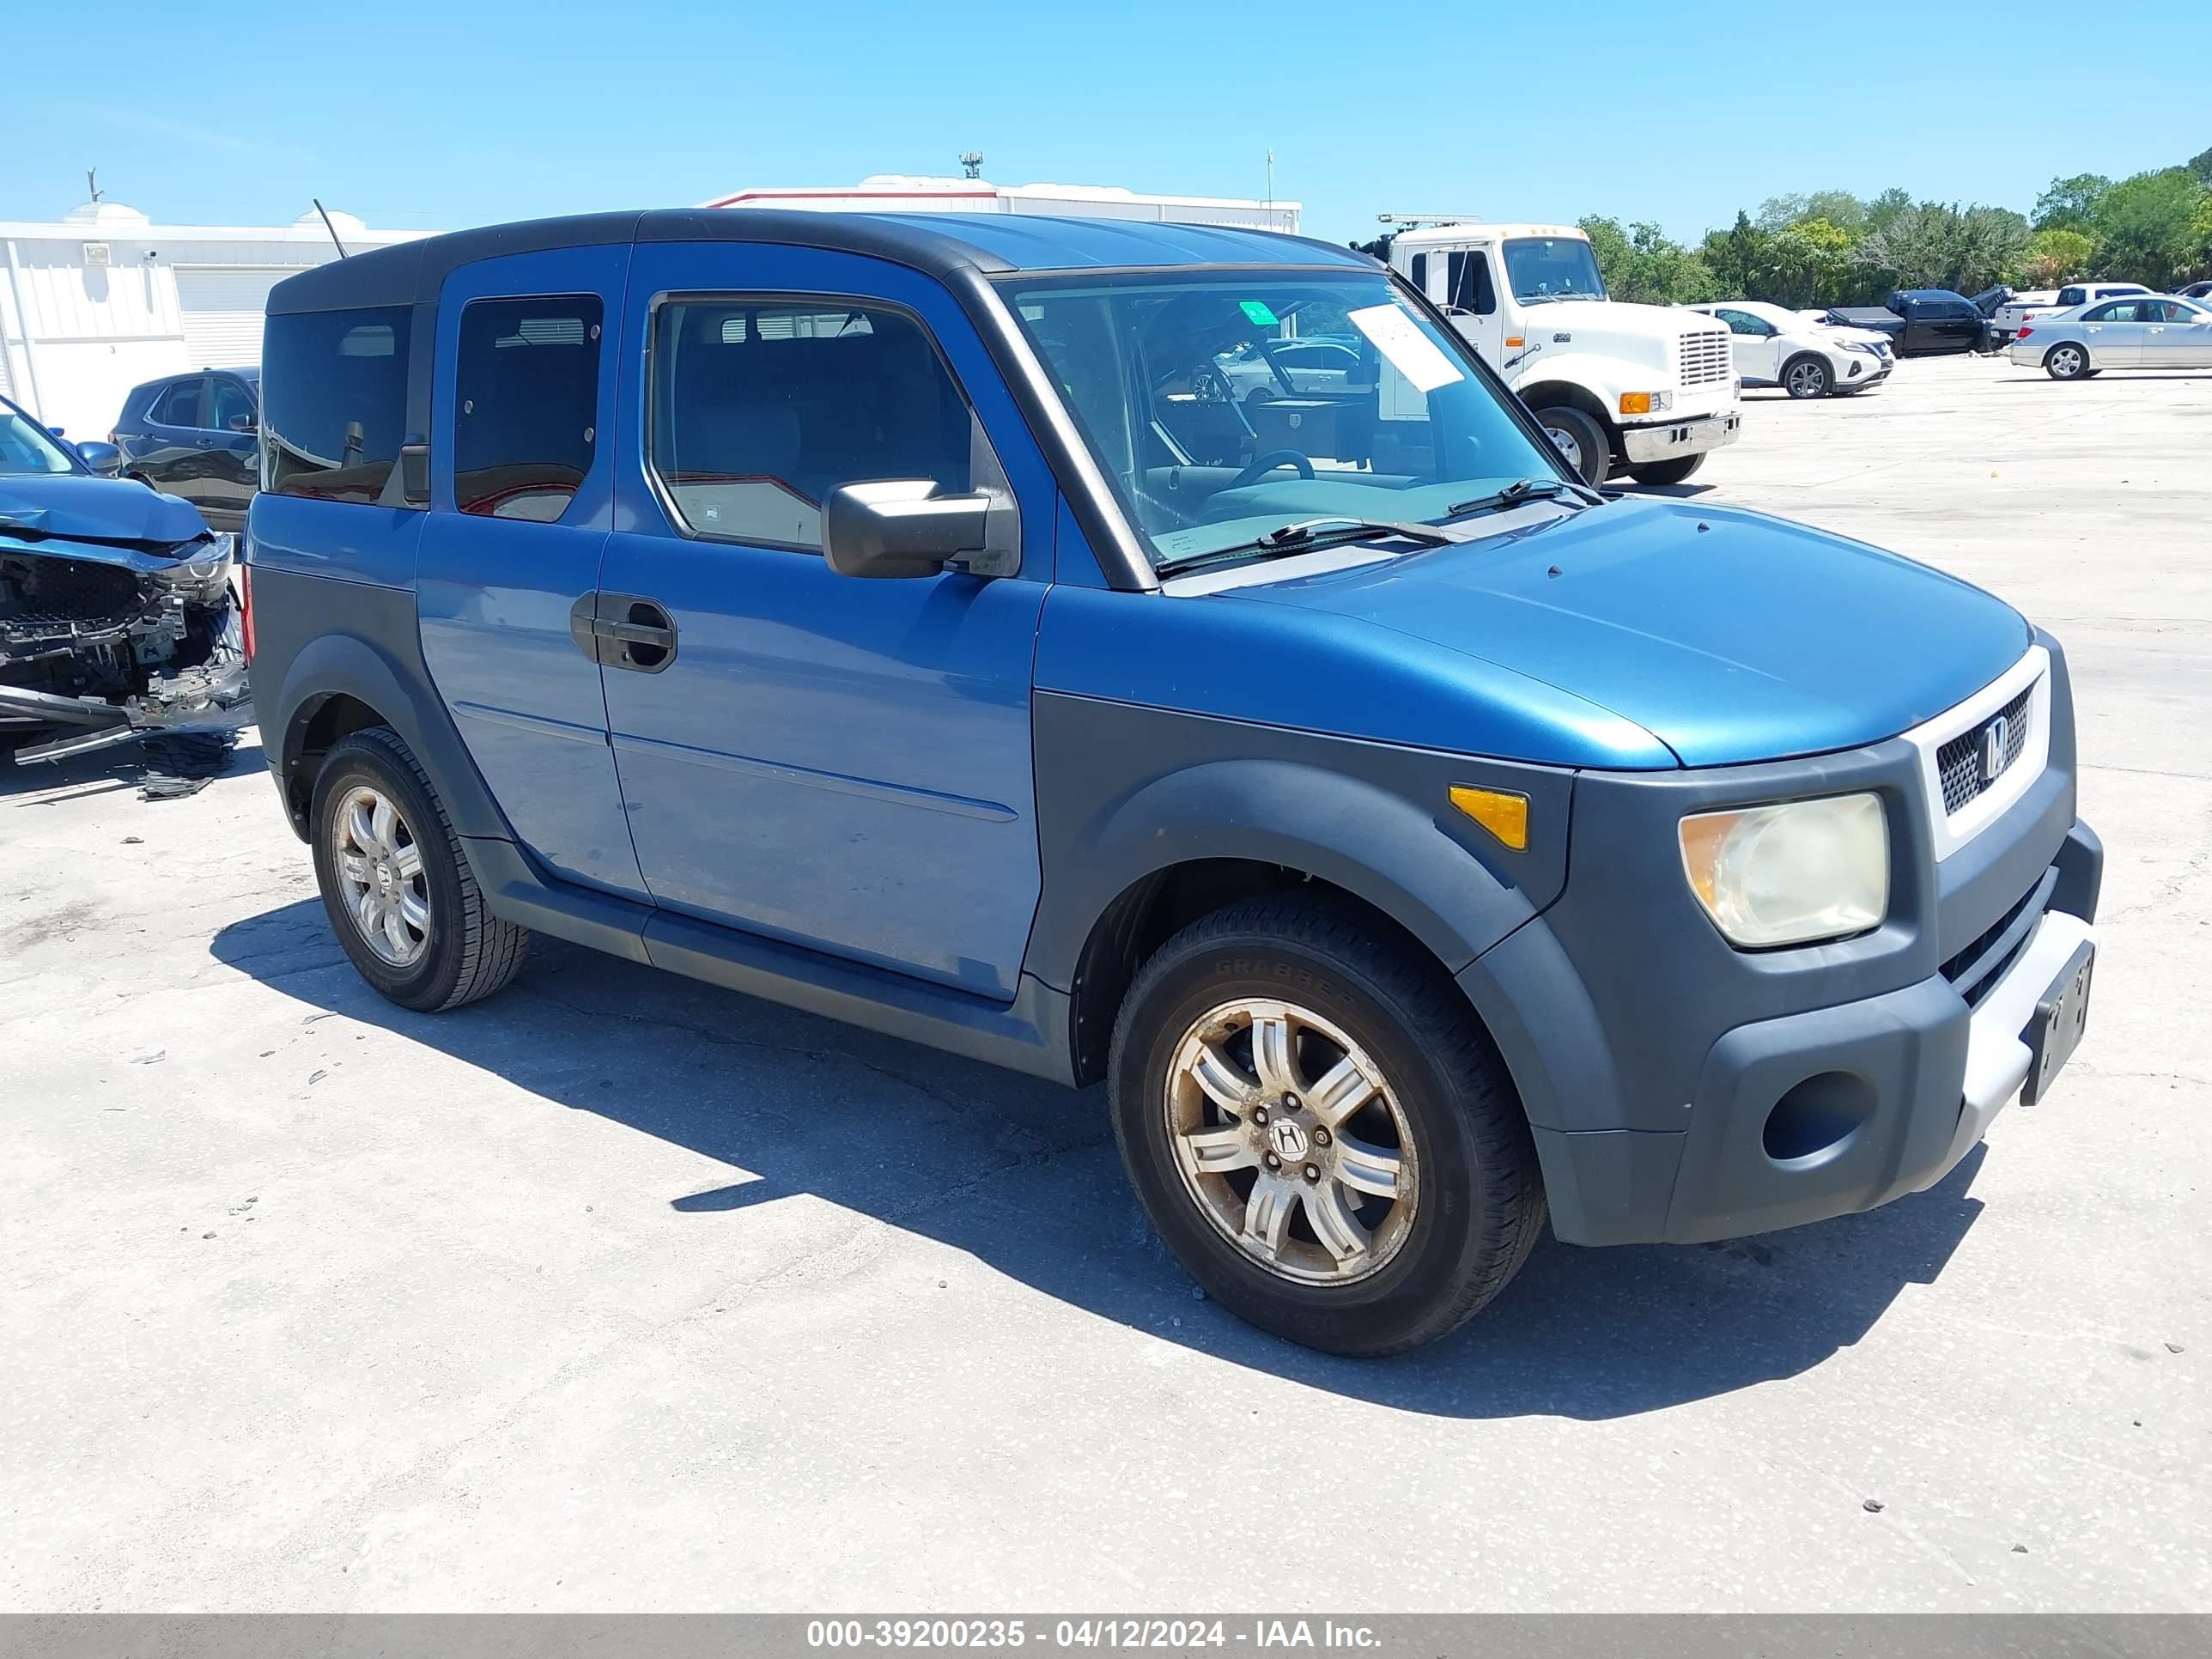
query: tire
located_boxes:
[2045,343,2091,380]
[1107,894,1545,1356]
[1782,353,1831,399]
[1530,404,1611,486]
[1626,453,1706,487]
[309,725,529,1012]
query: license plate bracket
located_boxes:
[2021,941,2095,1105]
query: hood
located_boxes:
[1523,297,1709,343]
[1223,498,2032,767]
[0,474,216,554]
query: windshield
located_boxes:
[0,405,79,477]
[1004,269,1563,571]
[1502,237,1607,303]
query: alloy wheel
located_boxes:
[331,785,430,968]
[1164,998,1418,1285]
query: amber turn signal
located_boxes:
[1449,786,1529,851]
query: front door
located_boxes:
[1713,308,1782,382]
[414,246,647,898]
[2142,300,2212,367]
[599,244,1054,1000]
[201,374,261,527]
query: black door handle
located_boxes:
[568,592,678,673]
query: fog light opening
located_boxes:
[1763,1072,1875,1163]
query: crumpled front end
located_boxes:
[0,531,252,765]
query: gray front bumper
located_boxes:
[1620,410,1741,464]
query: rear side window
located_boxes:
[647,298,973,550]
[453,295,602,521]
[149,379,205,427]
[263,306,413,504]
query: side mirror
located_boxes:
[824,479,1013,580]
[73,441,125,477]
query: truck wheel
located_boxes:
[1782,354,1831,398]
[2045,343,2090,380]
[309,726,530,1012]
[1626,454,1706,486]
[1108,895,1546,1355]
[1530,405,1611,485]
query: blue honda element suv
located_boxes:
[246,211,2100,1354]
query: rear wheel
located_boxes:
[310,726,529,1012]
[1108,895,1545,1355]
[1626,453,1706,487]
[2045,343,2090,380]
[1530,405,1611,486]
[1782,354,1831,398]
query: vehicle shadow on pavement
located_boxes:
[210,905,1988,1419]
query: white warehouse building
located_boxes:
[0,199,430,441]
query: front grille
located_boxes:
[1,553,149,629]
[1675,329,1734,386]
[1942,866,2056,1007]
[1936,685,2033,815]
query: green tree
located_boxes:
[1866,188,1913,233]
[2034,173,2113,232]
[2015,227,2095,287]
[1577,216,1716,305]
[2091,168,2212,287]
[1856,203,2029,295]
[2188,145,2212,185]
[1698,210,1769,301]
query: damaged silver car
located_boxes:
[1,395,250,769]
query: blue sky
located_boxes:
[7,1,2207,246]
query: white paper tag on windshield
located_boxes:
[1348,303,1464,392]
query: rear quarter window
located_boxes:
[263,306,413,503]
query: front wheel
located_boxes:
[1530,405,1612,486]
[1108,896,1546,1355]
[1626,453,1706,487]
[2045,343,2091,380]
[1783,354,1831,398]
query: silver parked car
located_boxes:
[2009,295,2212,380]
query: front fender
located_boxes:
[1510,353,1652,418]
[1024,691,1571,993]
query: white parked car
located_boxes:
[1686,301,1894,398]
[1992,283,2149,347]
[2009,294,2212,379]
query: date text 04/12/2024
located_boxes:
[805,1620,1382,1650]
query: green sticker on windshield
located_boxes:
[1239,300,1279,326]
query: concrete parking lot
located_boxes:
[3,352,2206,1613]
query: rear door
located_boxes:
[414,246,647,899]
[131,375,210,500]
[2078,300,2146,367]
[598,243,1056,999]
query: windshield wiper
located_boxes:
[1445,478,1601,518]
[1153,516,1453,579]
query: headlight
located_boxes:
[1619,391,1674,415]
[1678,793,1888,948]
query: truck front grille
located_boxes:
[1675,329,1734,387]
[1936,684,2033,815]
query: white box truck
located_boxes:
[1366,220,1741,484]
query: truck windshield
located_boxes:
[1501,238,1607,304]
[1002,269,1563,573]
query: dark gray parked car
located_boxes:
[112,368,261,532]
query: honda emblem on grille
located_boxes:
[1980,714,2011,784]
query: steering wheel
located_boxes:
[1229,449,1315,489]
